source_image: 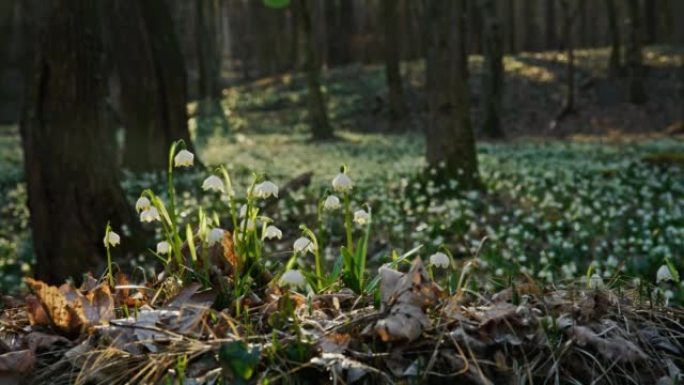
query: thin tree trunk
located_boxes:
[21,0,135,283]
[522,0,537,51]
[196,0,229,141]
[425,0,479,188]
[299,0,332,140]
[545,0,557,49]
[557,0,579,121]
[625,0,647,104]
[480,0,504,138]
[382,0,406,121]
[506,0,516,53]
[644,0,657,44]
[107,0,195,172]
[606,0,622,77]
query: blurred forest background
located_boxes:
[0,0,683,291]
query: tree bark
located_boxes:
[480,0,504,138]
[522,0,537,51]
[605,0,622,77]
[20,0,135,283]
[107,0,195,173]
[299,0,333,140]
[544,0,557,49]
[425,0,479,188]
[625,0,647,104]
[505,0,516,53]
[195,0,229,141]
[557,0,579,120]
[381,0,406,121]
[644,0,657,44]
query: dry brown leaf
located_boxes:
[80,284,115,325]
[317,333,351,353]
[25,332,70,352]
[374,258,439,342]
[0,349,35,373]
[25,278,85,336]
[25,295,50,326]
[222,230,238,272]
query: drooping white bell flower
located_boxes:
[332,173,353,193]
[103,231,121,247]
[323,195,341,211]
[588,274,605,290]
[173,149,194,167]
[135,197,151,213]
[156,241,171,255]
[293,236,315,254]
[353,209,370,225]
[202,175,225,193]
[253,181,279,199]
[140,207,161,223]
[657,265,675,284]
[279,269,306,288]
[207,228,225,246]
[263,225,283,240]
[429,252,450,269]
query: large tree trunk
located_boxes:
[21,0,135,283]
[107,0,195,172]
[325,0,354,67]
[195,0,229,141]
[480,0,504,138]
[605,0,622,77]
[425,0,479,188]
[299,0,332,140]
[625,0,647,104]
[381,0,406,121]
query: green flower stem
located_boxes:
[343,193,354,253]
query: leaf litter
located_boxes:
[0,258,683,384]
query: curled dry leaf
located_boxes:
[374,258,441,342]
[24,278,85,337]
[24,278,115,337]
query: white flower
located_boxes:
[657,265,674,284]
[202,175,225,193]
[253,181,278,199]
[156,241,171,255]
[293,236,315,254]
[353,209,370,225]
[588,274,604,290]
[207,228,225,246]
[103,231,120,247]
[239,205,248,218]
[140,207,161,223]
[240,218,256,232]
[279,269,306,288]
[429,252,450,268]
[173,149,194,167]
[323,195,341,210]
[332,173,353,193]
[263,225,282,240]
[135,197,151,213]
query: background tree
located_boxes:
[381,0,406,121]
[425,0,479,188]
[556,0,580,121]
[21,0,135,283]
[605,0,622,77]
[480,0,504,138]
[544,0,557,49]
[299,0,333,140]
[107,0,195,172]
[195,0,229,140]
[625,0,647,104]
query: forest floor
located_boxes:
[1,47,684,384]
